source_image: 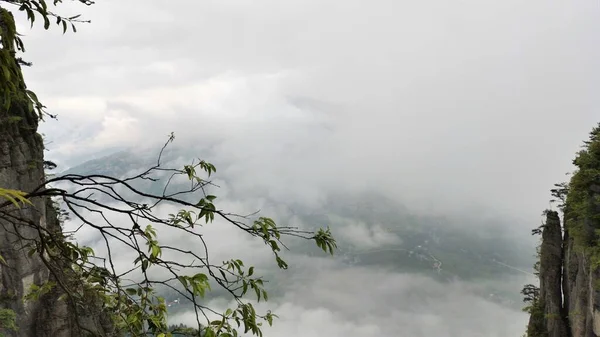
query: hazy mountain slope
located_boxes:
[58,147,536,312]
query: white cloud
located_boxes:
[169,261,530,337]
[329,215,403,249]
[59,188,533,336]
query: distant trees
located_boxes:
[167,323,200,336]
[0,2,337,336]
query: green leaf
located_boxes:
[151,244,161,259]
[193,273,208,282]
[0,188,32,208]
[26,8,35,28]
[177,276,188,288]
[254,286,260,301]
[269,240,280,252]
[275,255,288,269]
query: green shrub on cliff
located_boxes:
[0,307,17,336]
[564,124,600,253]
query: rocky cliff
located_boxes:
[0,67,115,337]
[0,10,114,337]
[526,124,600,337]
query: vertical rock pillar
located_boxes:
[538,211,569,337]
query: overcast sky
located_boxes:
[13,0,600,336]
[19,0,599,221]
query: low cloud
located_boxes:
[59,185,532,337]
[330,215,403,249]
[169,258,530,337]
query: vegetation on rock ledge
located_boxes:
[564,124,600,261]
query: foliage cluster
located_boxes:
[0,308,17,337]
[564,124,600,262]
[520,284,547,337]
[0,0,91,120]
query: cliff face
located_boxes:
[1,97,66,335]
[0,15,113,337]
[0,84,116,336]
[539,211,568,337]
[527,124,600,337]
[562,228,599,337]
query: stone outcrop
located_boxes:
[562,230,593,337]
[527,124,600,337]
[537,211,569,337]
[0,74,115,337]
[0,92,54,336]
[0,10,115,336]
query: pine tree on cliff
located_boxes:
[0,2,336,337]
